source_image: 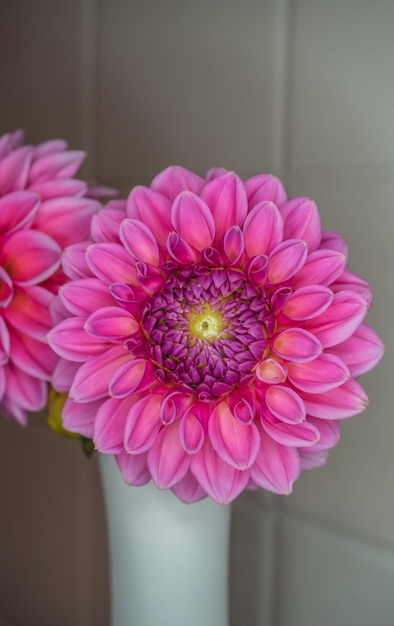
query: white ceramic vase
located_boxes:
[99,454,231,626]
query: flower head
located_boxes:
[0,130,104,423]
[48,166,384,504]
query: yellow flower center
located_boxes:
[189,306,223,340]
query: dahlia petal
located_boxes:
[0,145,32,192]
[319,230,349,258]
[48,317,108,361]
[33,197,100,247]
[247,254,269,286]
[190,440,250,504]
[261,412,320,447]
[205,166,229,181]
[222,225,245,265]
[171,472,207,503]
[300,379,369,419]
[32,138,68,158]
[0,267,15,307]
[91,205,125,244]
[109,283,148,315]
[148,422,190,489]
[2,230,61,286]
[171,191,215,250]
[304,291,368,348]
[0,394,29,425]
[281,198,321,252]
[202,247,223,266]
[4,362,46,411]
[4,286,54,341]
[0,130,24,160]
[201,171,248,242]
[109,359,156,398]
[62,396,102,438]
[120,218,161,266]
[244,174,287,208]
[151,165,204,201]
[94,396,137,453]
[228,388,255,424]
[126,186,172,246]
[69,345,131,401]
[271,328,322,362]
[0,317,10,365]
[179,410,205,453]
[59,278,114,316]
[9,331,58,380]
[116,451,151,487]
[86,242,137,285]
[28,178,87,200]
[0,191,39,235]
[167,232,199,264]
[209,401,260,470]
[291,249,347,289]
[282,285,334,320]
[243,201,283,257]
[331,269,373,307]
[250,424,301,494]
[305,417,340,451]
[52,358,80,393]
[62,242,91,279]
[0,367,5,402]
[287,353,349,393]
[328,322,384,377]
[256,358,287,384]
[124,394,162,454]
[28,150,85,182]
[299,449,329,470]
[265,386,306,424]
[85,306,139,341]
[268,239,308,284]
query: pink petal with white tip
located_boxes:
[268,239,308,284]
[179,410,205,453]
[124,394,162,454]
[116,451,151,487]
[265,386,306,423]
[243,201,283,257]
[48,317,108,361]
[86,242,137,285]
[261,411,320,447]
[190,439,250,504]
[28,149,85,182]
[167,232,199,264]
[120,219,161,266]
[250,424,301,494]
[300,378,369,419]
[109,359,155,398]
[281,197,321,252]
[0,191,39,235]
[69,345,131,401]
[60,278,114,316]
[151,165,204,201]
[222,225,245,265]
[331,270,373,307]
[209,401,260,470]
[287,353,349,394]
[127,186,172,246]
[304,291,368,348]
[171,191,215,250]
[328,322,384,377]
[319,230,349,258]
[2,230,61,286]
[94,395,137,453]
[52,359,80,393]
[272,328,322,362]
[62,242,91,280]
[171,472,207,503]
[91,205,125,243]
[205,166,229,181]
[148,422,190,489]
[306,417,340,451]
[201,171,248,241]
[244,174,287,208]
[85,306,139,341]
[160,391,191,425]
[282,285,333,320]
[291,249,347,289]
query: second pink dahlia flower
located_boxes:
[48,166,384,504]
[0,130,104,423]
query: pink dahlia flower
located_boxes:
[0,130,103,424]
[48,166,384,504]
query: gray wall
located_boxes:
[0,1,393,624]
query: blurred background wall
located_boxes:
[0,1,393,625]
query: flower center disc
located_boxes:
[142,266,269,400]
